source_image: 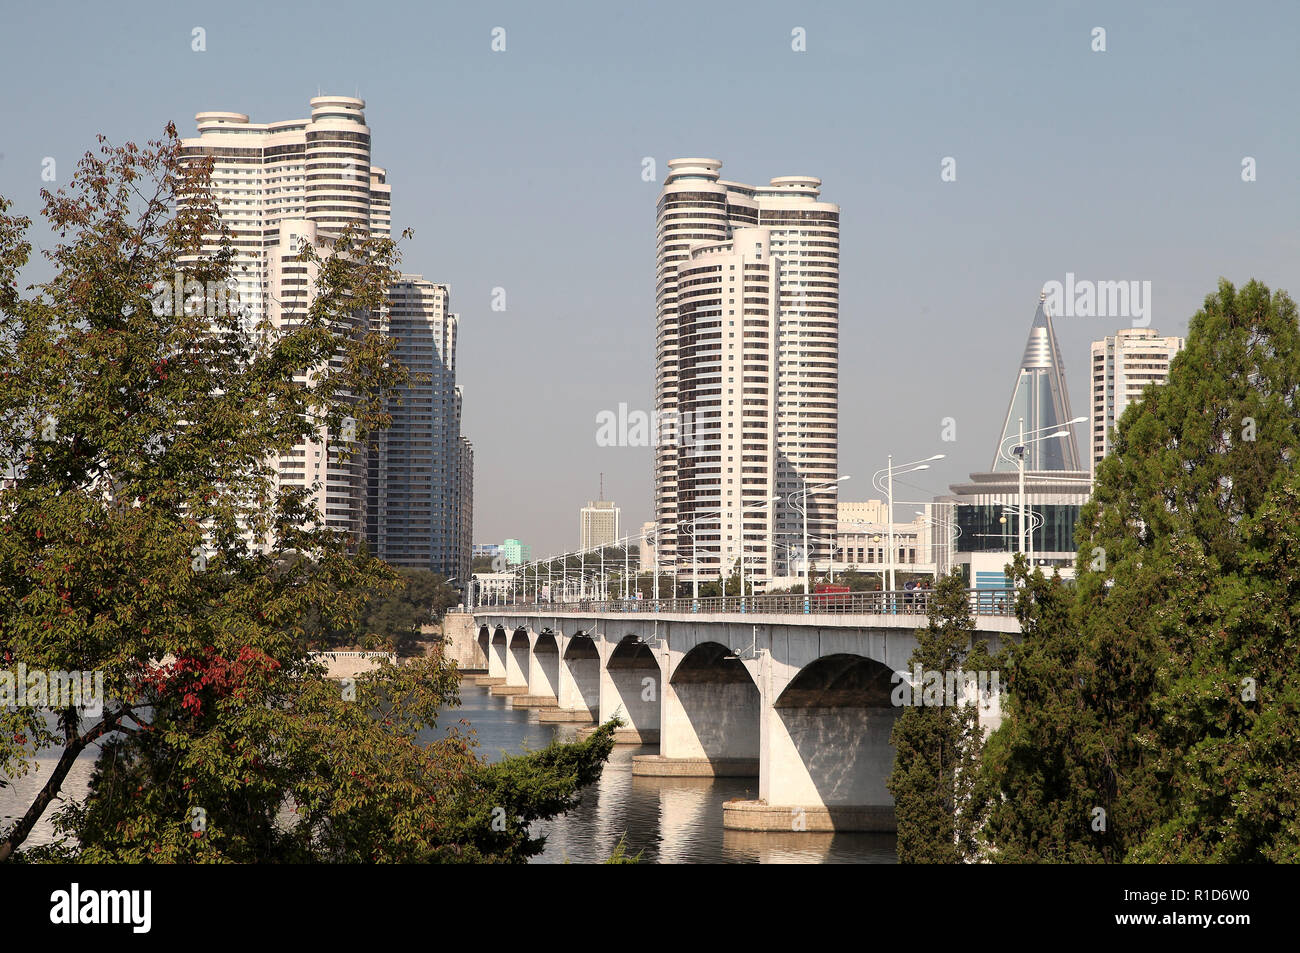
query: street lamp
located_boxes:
[738,495,781,607]
[915,506,961,577]
[997,416,1086,555]
[788,476,851,601]
[873,455,944,592]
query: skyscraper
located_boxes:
[942,294,1092,580]
[654,159,840,583]
[580,500,620,550]
[182,96,471,574]
[456,435,474,584]
[181,96,391,544]
[1090,328,1185,477]
[370,277,466,577]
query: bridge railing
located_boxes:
[473,588,1018,618]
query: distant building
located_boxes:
[456,435,473,583]
[638,521,658,572]
[473,571,516,605]
[654,159,841,583]
[833,505,937,582]
[369,276,466,579]
[940,295,1091,583]
[837,500,889,525]
[1090,328,1184,478]
[500,539,531,566]
[580,500,620,551]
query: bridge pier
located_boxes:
[724,651,901,833]
[486,626,508,680]
[597,635,660,744]
[633,638,759,777]
[548,631,599,723]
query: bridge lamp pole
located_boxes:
[677,511,716,601]
[998,417,1085,556]
[787,476,851,602]
[874,455,943,594]
[738,495,782,606]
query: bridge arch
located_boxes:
[506,627,530,687]
[661,641,759,768]
[557,632,600,717]
[600,635,660,742]
[767,653,900,818]
[529,631,560,699]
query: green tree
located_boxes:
[345,568,459,656]
[0,127,613,862]
[980,279,1300,862]
[887,571,993,862]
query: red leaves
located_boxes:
[140,644,281,718]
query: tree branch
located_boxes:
[0,704,131,862]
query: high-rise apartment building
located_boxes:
[182,96,390,326]
[182,97,470,576]
[654,159,840,583]
[1090,328,1184,477]
[369,277,466,577]
[456,435,474,584]
[580,500,620,550]
[181,96,390,545]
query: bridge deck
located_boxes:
[474,589,1021,634]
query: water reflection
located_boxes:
[442,682,898,864]
[4,683,899,863]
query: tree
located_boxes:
[0,127,613,862]
[887,571,993,862]
[342,568,460,656]
[979,279,1300,862]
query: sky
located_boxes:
[2,0,1298,556]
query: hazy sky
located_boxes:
[3,0,1298,556]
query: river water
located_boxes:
[447,682,898,864]
[3,685,898,863]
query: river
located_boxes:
[2,686,898,863]
[446,681,898,864]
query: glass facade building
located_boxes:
[954,502,1081,555]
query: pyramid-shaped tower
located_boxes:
[990,293,1081,472]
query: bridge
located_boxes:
[463,589,1020,833]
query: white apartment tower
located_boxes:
[580,500,620,551]
[654,159,840,582]
[182,97,470,579]
[181,96,390,544]
[1090,328,1185,477]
